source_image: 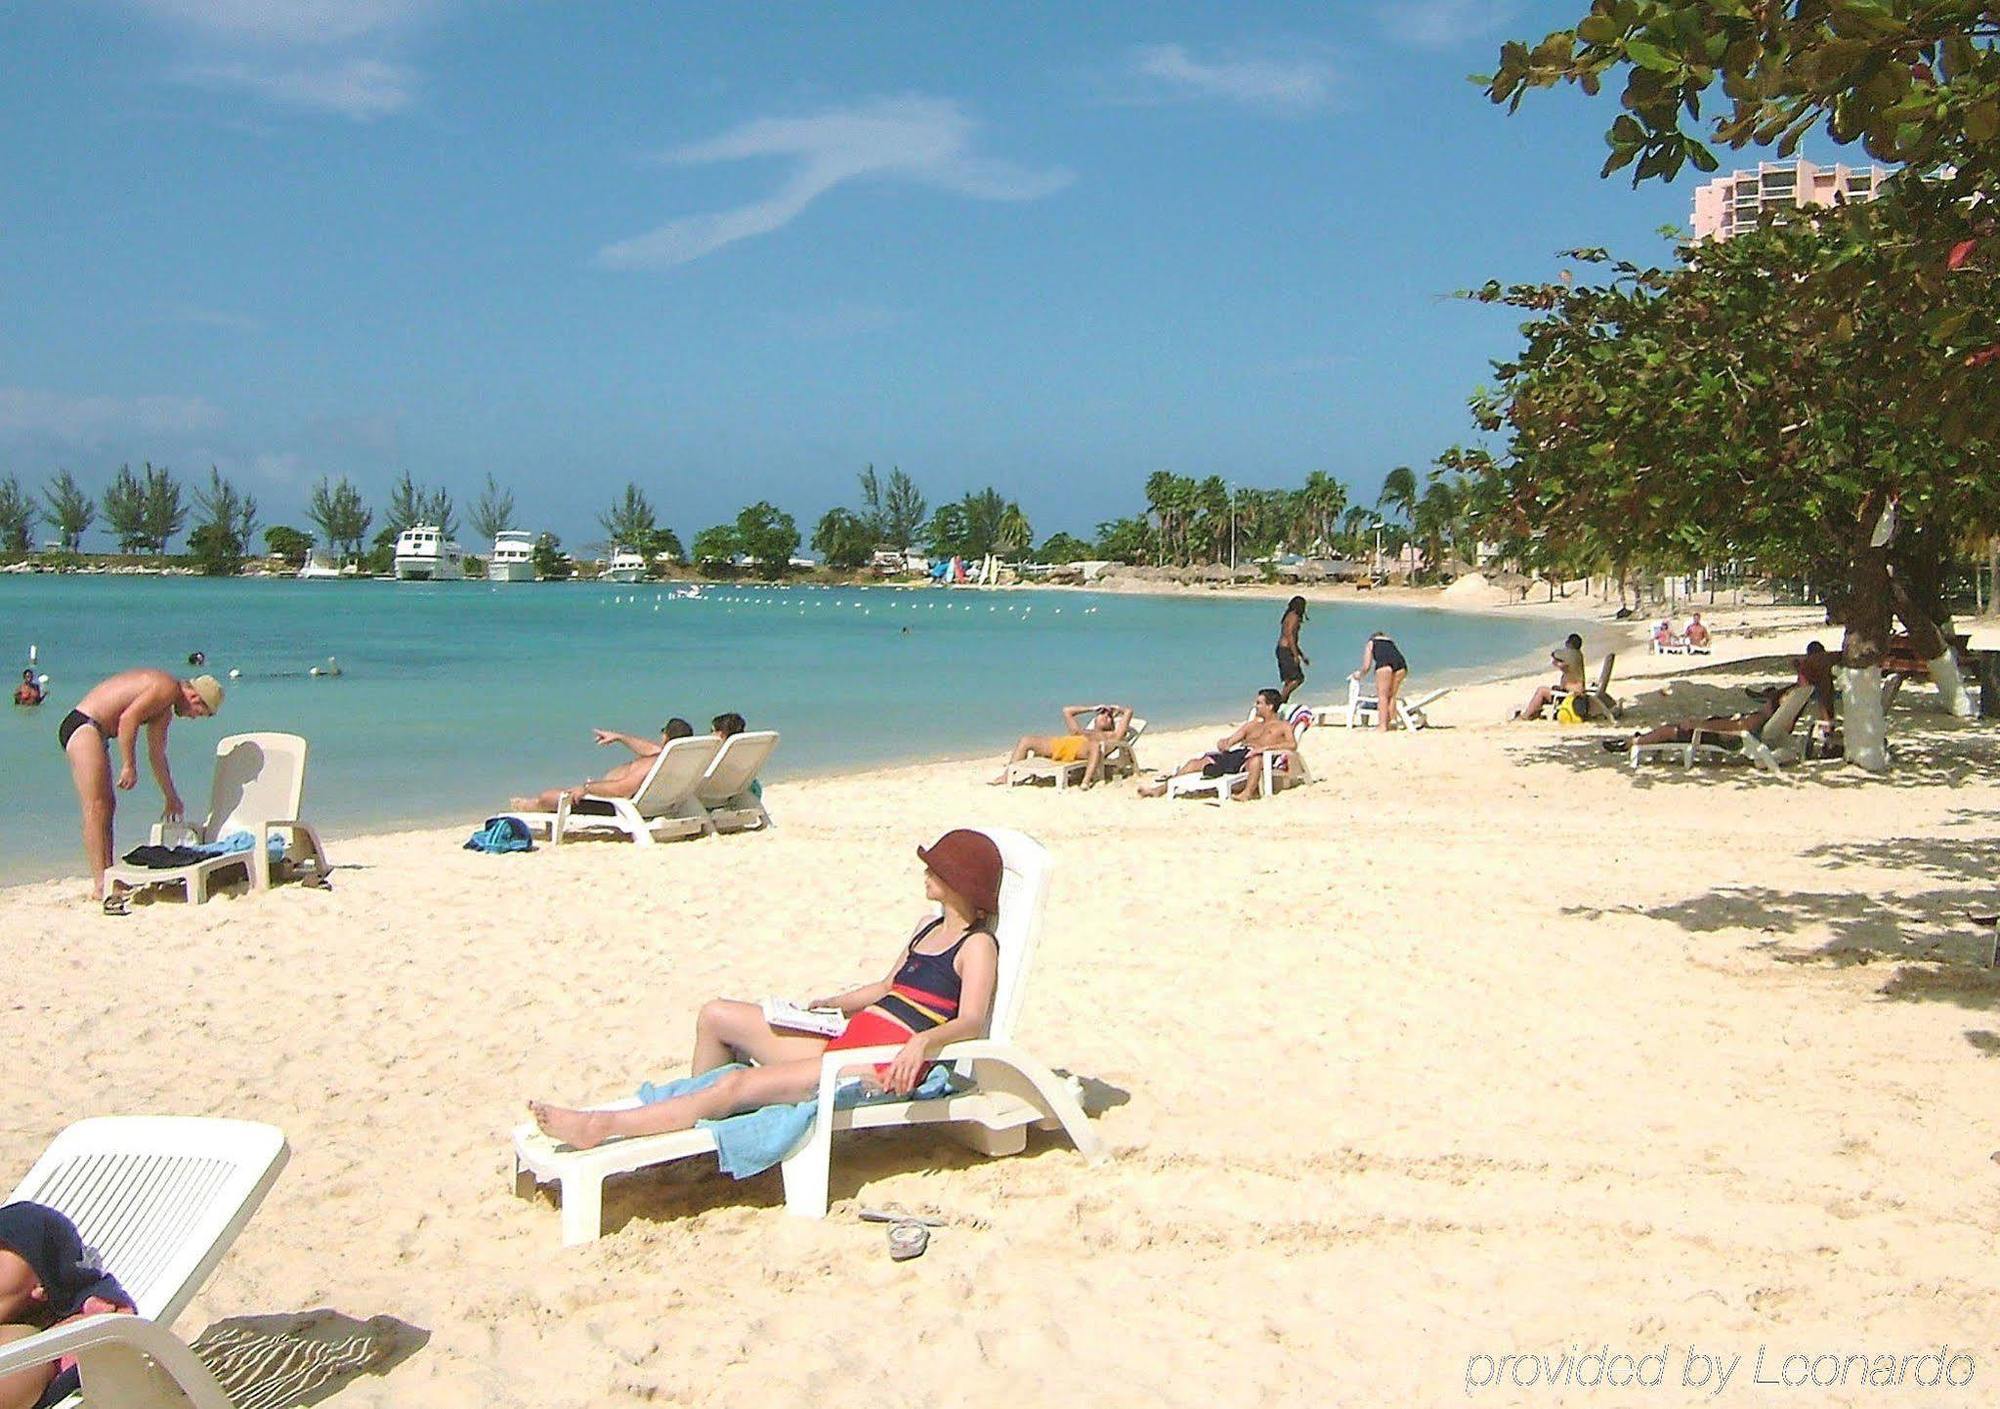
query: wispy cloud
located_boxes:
[597,96,1073,271]
[128,0,435,120]
[0,388,223,444]
[1125,43,1337,114]
[175,59,417,120]
[1377,1,1515,50]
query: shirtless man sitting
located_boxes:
[510,717,694,812]
[1684,612,1711,649]
[13,669,43,707]
[1139,689,1299,799]
[61,668,223,900]
[990,703,1133,789]
[1606,686,1785,752]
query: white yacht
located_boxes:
[602,547,648,583]
[393,524,465,581]
[487,530,538,582]
[296,548,342,581]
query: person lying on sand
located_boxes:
[530,828,1003,1150]
[989,703,1133,789]
[509,717,694,812]
[1603,686,1786,753]
[0,1201,137,1409]
[1514,634,1585,721]
[1138,689,1297,798]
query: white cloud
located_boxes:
[0,388,223,444]
[126,0,436,48]
[597,96,1073,270]
[1128,43,1336,114]
[176,59,417,120]
[1378,1,1515,49]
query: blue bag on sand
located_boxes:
[465,816,535,854]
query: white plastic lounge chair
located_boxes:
[1340,679,1453,730]
[511,826,1103,1242]
[102,733,331,905]
[1167,710,1315,802]
[1630,683,1814,775]
[1551,653,1620,721]
[1004,717,1147,790]
[509,735,720,845]
[697,730,778,832]
[0,1117,291,1409]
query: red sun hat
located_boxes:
[917,829,1004,915]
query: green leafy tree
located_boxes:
[1455,224,2000,770]
[190,467,258,574]
[263,525,313,565]
[307,476,372,558]
[882,468,927,551]
[41,470,93,551]
[140,463,187,554]
[101,465,147,552]
[925,502,969,559]
[813,507,873,568]
[1296,470,1348,553]
[734,501,800,580]
[532,531,573,580]
[0,476,37,553]
[856,464,886,542]
[1035,531,1093,563]
[383,471,457,538]
[598,482,657,553]
[997,502,1033,556]
[691,524,740,569]
[1095,515,1153,564]
[470,474,516,542]
[1376,465,1418,527]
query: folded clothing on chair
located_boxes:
[121,833,284,869]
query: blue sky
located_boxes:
[0,2,1778,550]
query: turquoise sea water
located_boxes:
[0,577,1570,886]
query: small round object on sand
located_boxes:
[887,1221,929,1262]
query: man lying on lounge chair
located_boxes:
[1139,689,1298,798]
[1603,686,1786,753]
[990,703,1133,790]
[510,717,694,812]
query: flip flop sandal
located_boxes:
[887,1221,929,1261]
[101,892,131,917]
[301,872,333,891]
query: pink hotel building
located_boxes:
[1690,159,1888,240]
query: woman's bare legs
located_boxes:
[990,735,1058,784]
[690,998,829,1073]
[1376,667,1405,732]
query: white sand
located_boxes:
[5,605,1998,1407]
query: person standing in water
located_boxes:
[1276,596,1310,703]
[58,668,222,899]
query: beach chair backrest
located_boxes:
[1124,718,1147,747]
[10,1117,289,1325]
[1759,684,1815,746]
[964,826,1052,1047]
[1593,653,1616,693]
[699,731,778,804]
[205,733,309,840]
[632,736,721,818]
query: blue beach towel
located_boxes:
[636,1061,965,1179]
[465,816,535,854]
[192,830,286,860]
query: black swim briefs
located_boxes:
[57,708,104,752]
[1201,747,1251,778]
[1276,646,1304,683]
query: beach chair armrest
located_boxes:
[0,1315,231,1409]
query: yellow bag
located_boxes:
[1556,694,1588,726]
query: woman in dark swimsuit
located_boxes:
[1355,630,1409,732]
[529,829,1004,1151]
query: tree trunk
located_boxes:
[1839,506,1893,773]
[1887,576,1975,718]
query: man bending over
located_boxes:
[61,668,222,899]
[510,717,693,812]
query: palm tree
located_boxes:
[1376,465,1418,526]
[1340,504,1374,557]
[1298,471,1347,553]
[996,503,1032,556]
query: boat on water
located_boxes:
[393,524,464,581]
[296,549,343,581]
[487,530,538,582]
[602,547,648,583]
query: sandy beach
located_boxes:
[6,603,1999,1407]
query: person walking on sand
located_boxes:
[1276,597,1310,703]
[509,717,694,814]
[990,703,1133,789]
[59,668,222,899]
[1354,630,1408,732]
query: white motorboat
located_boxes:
[296,549,342,581]
[602,547,648,583]
[487,530,538,582]
[393,524,464,581]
